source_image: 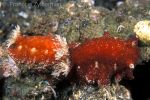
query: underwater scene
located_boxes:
[0,0,150,100]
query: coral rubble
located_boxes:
[69,85,132,100]
[1,0,150,99]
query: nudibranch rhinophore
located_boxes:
[70,32,140,85]
[7,26,70,77]
[134,20,150,44]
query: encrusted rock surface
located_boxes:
[0,0,150,99]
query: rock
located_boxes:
[69,85,132,100]
[134,20,150,45]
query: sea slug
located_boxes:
[70,32,140,85]
[7,26,70,77]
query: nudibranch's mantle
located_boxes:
[8,35,68,64]
[7,26,70,77]
[70,33,140,85]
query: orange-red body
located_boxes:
[70,33,140,85]
[8,35,66,65]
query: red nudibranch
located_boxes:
[7,26,70,77]
[8,35,68,65]
[70,32,140,85]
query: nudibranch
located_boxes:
[7,25,70,77]
[70,32,140,85]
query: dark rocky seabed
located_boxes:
[0,0,150,100]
